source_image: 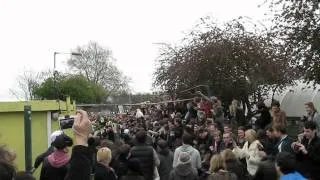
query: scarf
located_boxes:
[48,150,70,168]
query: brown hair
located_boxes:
[273,124,286,134]
[305,102,317,112]
[209,154,226,173]
[221,149,237,162]
[238,126,246,132]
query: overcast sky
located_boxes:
[0,0,268,101]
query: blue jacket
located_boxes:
[281,172,306,180]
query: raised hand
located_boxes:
[73,110,92,146]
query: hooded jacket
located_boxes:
[40,151,70,180]
[169,163,199,180]
[173,144,201,171]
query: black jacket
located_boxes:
[225,160,246,180]
[130,144,155,180]
[113,156,129,179]
[40,157,69,180]
[236,108,246,127]
[274,135,294,154]
[158,149,173,180]
[94,163,117,180]
[260,137,277,156]
[219,142,234,152]
[34,146,54,169]
[256,108,271,130]
[121,172,145,180]
[253,160,277,180]
[65,145,92,180]
[296,135,320,180]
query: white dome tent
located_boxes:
[265,81,320,118]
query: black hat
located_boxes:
[52,134,73,149]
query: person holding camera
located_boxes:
[292,121,320,180]
[65,110,94,180]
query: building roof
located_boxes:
[0,98,75,113]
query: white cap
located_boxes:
[50,130,63,143]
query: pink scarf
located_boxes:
[48,150,70,168]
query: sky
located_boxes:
[0,0,268,101]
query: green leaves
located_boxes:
[34,74,108,104]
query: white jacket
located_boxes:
[233,140,261,176]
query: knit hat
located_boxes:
[177,152,191,165]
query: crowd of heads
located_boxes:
[1,97,320,180]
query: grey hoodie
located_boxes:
[173,144,201,171]
[169,163,199,180]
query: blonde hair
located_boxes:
[221,149,237,162]
[209,154,226,173]
[97,147,112,165]
[245,129,257,143]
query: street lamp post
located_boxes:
[53,52,82,107]
[54,52,82,71]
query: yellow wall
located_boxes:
[0,99,76,179]
[0,112,47,177]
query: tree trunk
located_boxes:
[271,85,278,102]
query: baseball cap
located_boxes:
[50,130,63,144]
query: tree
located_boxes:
[67,41,130,94]
[154,17,296,112]
[269,0,320,83]
[34,74,108,104]
[10,70,51,100]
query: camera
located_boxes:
[59,117,75,129]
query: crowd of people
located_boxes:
[1,92,320,180]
